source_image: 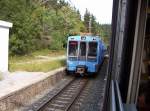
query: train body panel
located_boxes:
[66,35,106,75]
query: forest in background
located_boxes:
[0,0,111,56]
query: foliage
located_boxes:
[83,9,111,44]
[0,0,111,55]
[83,9,91,32]
[0,0,43,55]
[0,0,84,55]
[99,24,111,45]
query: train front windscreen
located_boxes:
[68,41,78,60]
[88,42,97,62]
[68,41,97,62]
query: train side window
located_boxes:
[68,41,78,56]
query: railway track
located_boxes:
[25,77,88,111]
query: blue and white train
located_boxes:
[66,35,106,75]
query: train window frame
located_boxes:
[88,42,98,61]
[68,41,78,57]
[79,41,87,61]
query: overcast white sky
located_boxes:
[65,0,113,24]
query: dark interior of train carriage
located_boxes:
[138,1,150,110]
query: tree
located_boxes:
[77,10,81,20]
[1,0,111,55]
[0,0,43,55]
[91,14,97,34]
[84,9,90,32]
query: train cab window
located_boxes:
[79,42,86,60]
[68,41,78,57]
[88,42,97,61]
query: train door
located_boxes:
[136,1,150,110]
[76,41,87,74]
[78,41,87,64]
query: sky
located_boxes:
[65,0,113,24]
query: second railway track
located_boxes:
[25,77,88,111]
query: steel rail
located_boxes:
[38,78,88,111]
[64,79,88,111]
[36,78,76,111]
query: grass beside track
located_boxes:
[9,59,66,72]
[9,49,66,72]
[9,49,65,63]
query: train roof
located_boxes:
[68,35,102,42]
